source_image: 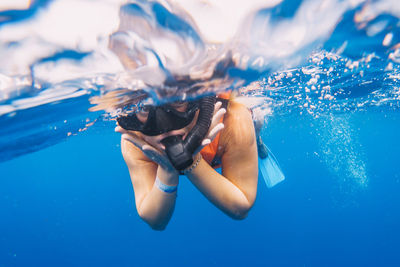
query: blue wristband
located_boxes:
[155,177,178,193]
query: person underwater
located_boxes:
[115,93,284,230]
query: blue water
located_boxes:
[1,0,400,266]
[1,110,399,266]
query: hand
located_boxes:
[194,101,226,155]
[115,126,178,174]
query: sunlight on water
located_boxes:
[0,1,31,11]
[0,0,362,110]
[0,0,399,183]
[1,0,398,110]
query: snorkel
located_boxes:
[117,95,216,171]
[161,96,215,170]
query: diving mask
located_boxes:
[117,101,199,136]
[117,96,216,171]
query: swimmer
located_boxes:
[115,93,258,230]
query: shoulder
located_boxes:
[224,100,253,123]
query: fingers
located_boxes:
[118,125,175,172]
[194,138,211,155]
[115,126,126,134]
[117,125,149,149]
[121,133,147,149]
[214,101,222,113]
[209,101,226,132]
[142,144,159,154]
[208,123,224,140]
[195,122,224,155]
[201,101,226,150]
[211,108,226,126]
[201,139,211,147]
[141,144,160,162]
[142,144,168,161]
[142,144,174,171]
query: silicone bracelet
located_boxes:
[155,177,178,193]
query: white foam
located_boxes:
[0,0,30,11]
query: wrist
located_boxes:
[181,153,202,175]
[155,176,178,193]
[157,166,179,186]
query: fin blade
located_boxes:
[258,148,285,188]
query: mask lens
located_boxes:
[142,106,150,112]
[135,105,151,123]
[118,100,200,135]
[167,101,188,112]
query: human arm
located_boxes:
[186,102,258,219]
[119,134,179,231]
[116,101,226,229]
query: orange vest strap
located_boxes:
[200,132,221,166]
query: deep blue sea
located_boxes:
[1,0,400,266]
[1,111,399,266]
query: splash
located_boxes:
[0,0,359,112]
[258,50,400,118]
[0,0,400,163]
[94,0,352,110]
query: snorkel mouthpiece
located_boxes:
[161,96,216,171]
[161,135,192,170]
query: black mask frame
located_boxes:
[117,101,199,136]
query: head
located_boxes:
[118,96,216,170]
[119,100,199,150]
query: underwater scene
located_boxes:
[1,0,400,266]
